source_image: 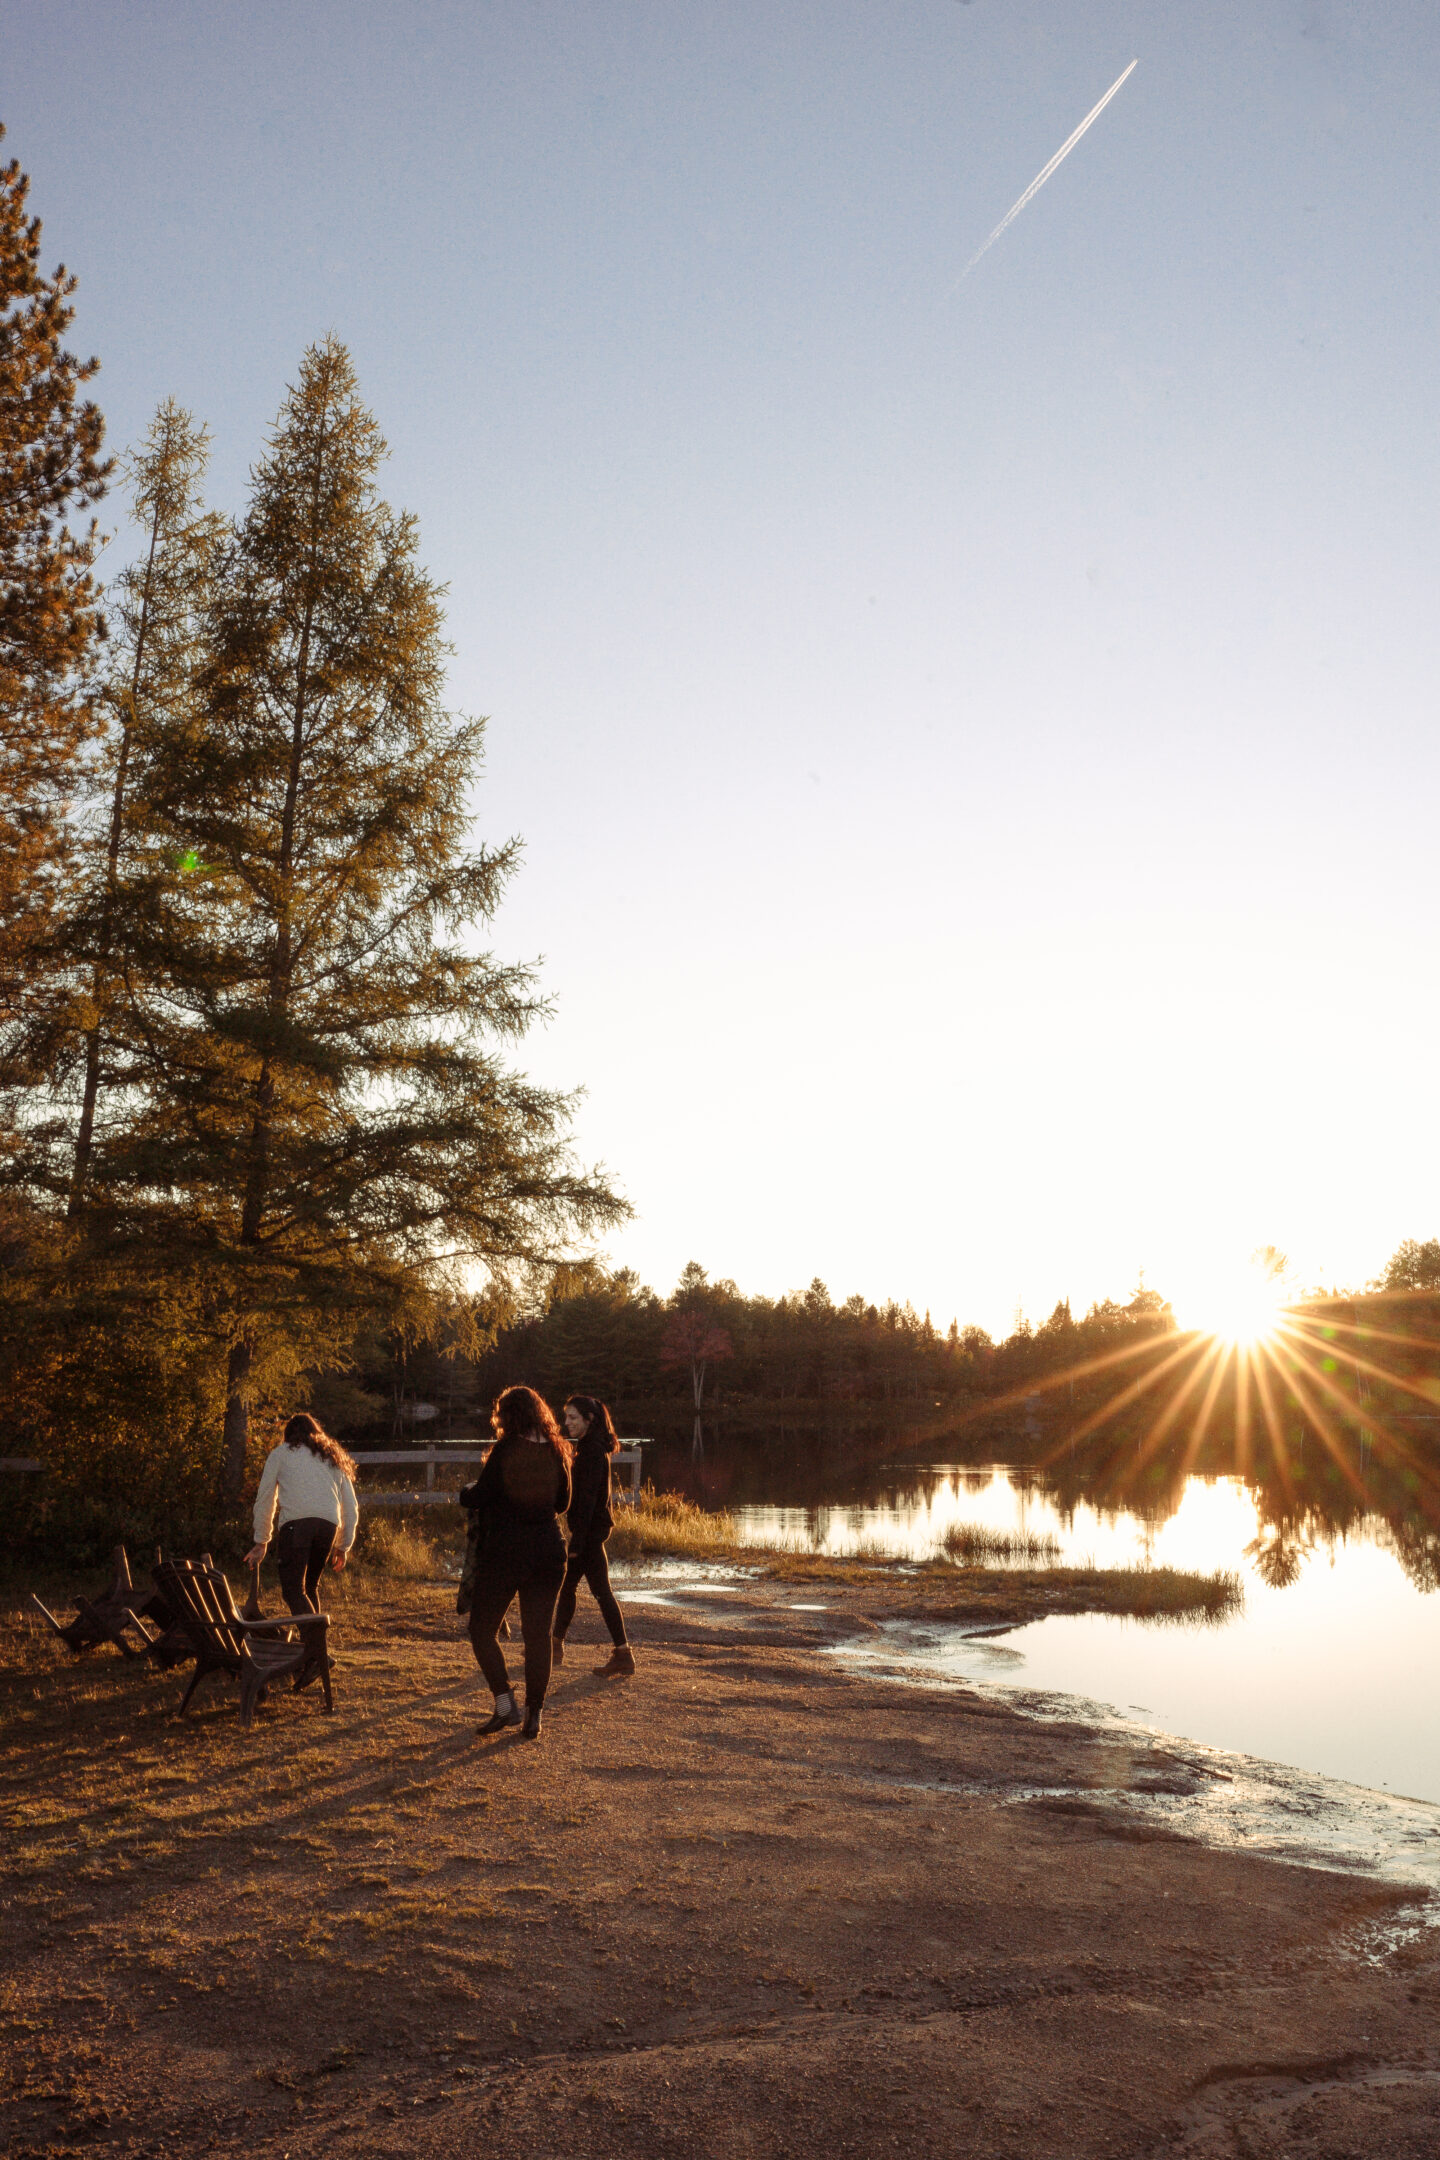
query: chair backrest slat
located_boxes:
[207,1566,244,1627]
[190,1565,244,1658]
[198,1564,246,1656]
[155,1559,245,1665]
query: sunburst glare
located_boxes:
[1176,1265,1286,1346]
[1163,1248,1288,1346]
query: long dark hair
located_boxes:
[564,1394,620,1455]
[492,1385,573,1468]
[283,1411,358,1481]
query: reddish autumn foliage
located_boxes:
[659,1310,734,1406]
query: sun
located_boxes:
[1174,1260,1286,1347]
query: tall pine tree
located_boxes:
[65,402,222,1215]
[118,340,623,1494]
[0,131,108,1040]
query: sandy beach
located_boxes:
[3,1565,1439,2159]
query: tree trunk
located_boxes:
[218,474,319,1498]
[222,1338,253,1500]
[69,623,149,1212]
[68,1024,104,1219]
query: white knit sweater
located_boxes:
[252,1442,359,1552]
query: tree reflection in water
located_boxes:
[631,1293,1440,1590]
[1243,1528,1315,1590]
[1013,1289,1440,1596]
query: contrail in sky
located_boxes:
[960,59,1138,280]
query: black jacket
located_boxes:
[459,1437,572,1550]
[567,1435,615,1553]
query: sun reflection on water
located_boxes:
[734,1465,1264,1572]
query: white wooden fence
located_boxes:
[349,1442,651,1506]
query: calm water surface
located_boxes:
[729,1467,1440,1805]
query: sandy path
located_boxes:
[3,1569,1438,2157]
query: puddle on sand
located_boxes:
[613,1559,751,1585]
[611,1558,758,1607]
[831,1621,1440,1910]
[617,1584,740,1607]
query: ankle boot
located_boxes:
[522,1702,543,1740]
[478,1700,521,1735]
[594,1644,636,1677]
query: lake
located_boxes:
[636,1429,1440,1807]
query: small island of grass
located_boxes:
[604,1488,1242,1628]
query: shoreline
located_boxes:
[616,1560,1440,1902]
[4,1565,1440,2157]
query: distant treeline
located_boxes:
[313,1259,1178,1439]
[317,1246,1440,1509]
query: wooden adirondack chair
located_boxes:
[31,1545,190,1666]
[154,1555,333,1727]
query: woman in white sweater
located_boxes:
[246,1413,360,1615]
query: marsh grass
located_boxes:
[756,1550,1241,1621]
[608,1488,740,1562]
[938,1521,1062,1566]
[606,1493,1239,1623]
[1065,1564,1244,1623]
[909,1561,1244,1626]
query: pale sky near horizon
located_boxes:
[7,1,1440,1336]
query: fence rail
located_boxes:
[0,1443,656,1502]
[350,1441,652,1505]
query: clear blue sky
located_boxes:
[8,0,1440,1332]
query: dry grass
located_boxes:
[909,1562,1244,1627]
[608,1487,740,1562]
[354,1512,443,1579]
[609,1494,1240,1625]
[1068,1564,1244,1622]
[0,1569,570,2133]
[938,1521,1062,1566]
[750,1550,1240,1623]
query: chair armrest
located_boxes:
[234,1612,328,1635]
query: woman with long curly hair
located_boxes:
[552,1394,634,1676]
[459,1386,573,1741]
[245,1412,359,1616]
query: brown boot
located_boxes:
[551,1635,565,1668]
[594,1644,636,1677]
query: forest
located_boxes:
[320,1243,1440,1455]
[353,1260,1176,1438]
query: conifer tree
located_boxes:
[65,402,221,1215]
[0,130,109,1031]
[117,340,624,1494]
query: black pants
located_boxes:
[554,1538,627,1647]
[468,1545,565,1708]
[276,1516,336,1615]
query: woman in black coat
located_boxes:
[552,1394,634,1676]
[459,1386,573,1740]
